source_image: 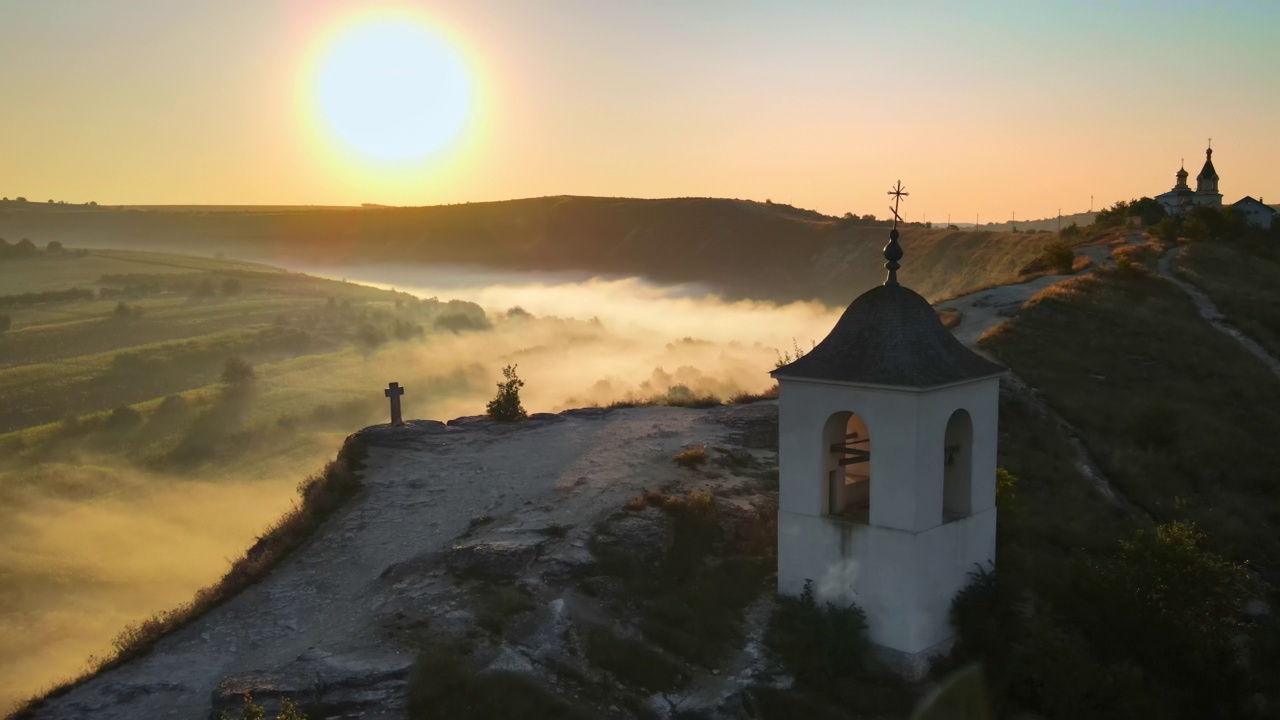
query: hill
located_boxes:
[0,196,1061,305]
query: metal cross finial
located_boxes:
[887,180,909,230]
[882,180,908,286]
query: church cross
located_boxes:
[887,180,909,229]
[882,180,908,286]
[384,382,405,425]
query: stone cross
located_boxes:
[384,382,405,425]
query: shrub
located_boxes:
[674,445,707,469]
[584,628,686,692]
[775,338,814,369]
[221,277,242,296]
[105,405,143,430]
[765,581,912,714]
[221,357,255,386]
[485,364,527,421]
[1039,241,1075,275]
[406,644,595,720]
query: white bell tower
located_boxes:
[772,183,1004,671]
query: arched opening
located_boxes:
[943,409,973,522]
[823,411,871,523]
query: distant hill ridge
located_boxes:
[0,195,1054,306]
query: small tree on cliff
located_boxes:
[486,364,527,422]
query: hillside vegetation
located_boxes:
[0,196,1057,305]
[973,237,1280,718]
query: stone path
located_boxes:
[21,407,753,720]
[1157,246,1280,379]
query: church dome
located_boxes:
[1197,147,1218,182]
[772,282,1004,388]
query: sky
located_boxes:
[0,0,1276,222]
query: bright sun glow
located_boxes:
[314,18,471,163]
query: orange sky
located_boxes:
[0,1,1276,221]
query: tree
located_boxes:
[46,240,64,254]
[0,314,10,333]
[193,278,216,298]
[221,357,255,386]
[486,364,527,421]
[14,238,36,256]
[1039,241,1075,274]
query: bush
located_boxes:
[406,644,595,720]
[584,628,686,692]
[1039,241,1075,275]
[221,357,255,386]
[673,445,707,469]
[221,277,242,296]
[105,405,143,430]
[485,364,527,421]
[765,580,911,715]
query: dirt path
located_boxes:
[940,241,1128,349]
[1157,246,1280,379]
[939,239,1143,511]
[22,406,750,720]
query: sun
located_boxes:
[312,17,472,163]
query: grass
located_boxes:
[585,493,775,668]
[406,644,597,720]
[474,585,536,635]
[673,445,708,469]
[583,628,686,692]
[1174,240,1280,359]
[8,436,367,718]
[981,260,1280,570]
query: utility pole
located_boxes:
[1090,195,1093,213]
[1057,208,1062,232]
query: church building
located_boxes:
[1155,143,1222,215]
[772,184,1004,675]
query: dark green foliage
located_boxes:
[221,357,255,386]
[486,364,527,422]
[1094,197,1166,228]
[435,313,489,333]
[948,523,1254,719]
[764,581,911,716]
[1066,522,1252,702]
[1038,241,1074,274]
[105,405,143,430]
[192,278,216,298]
[584,628,685,692]
[474,585,536,635]
[587,494,774,667]
[406,644,598,720]
[0,287,95,308]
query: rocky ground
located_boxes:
[21,402,783,720]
